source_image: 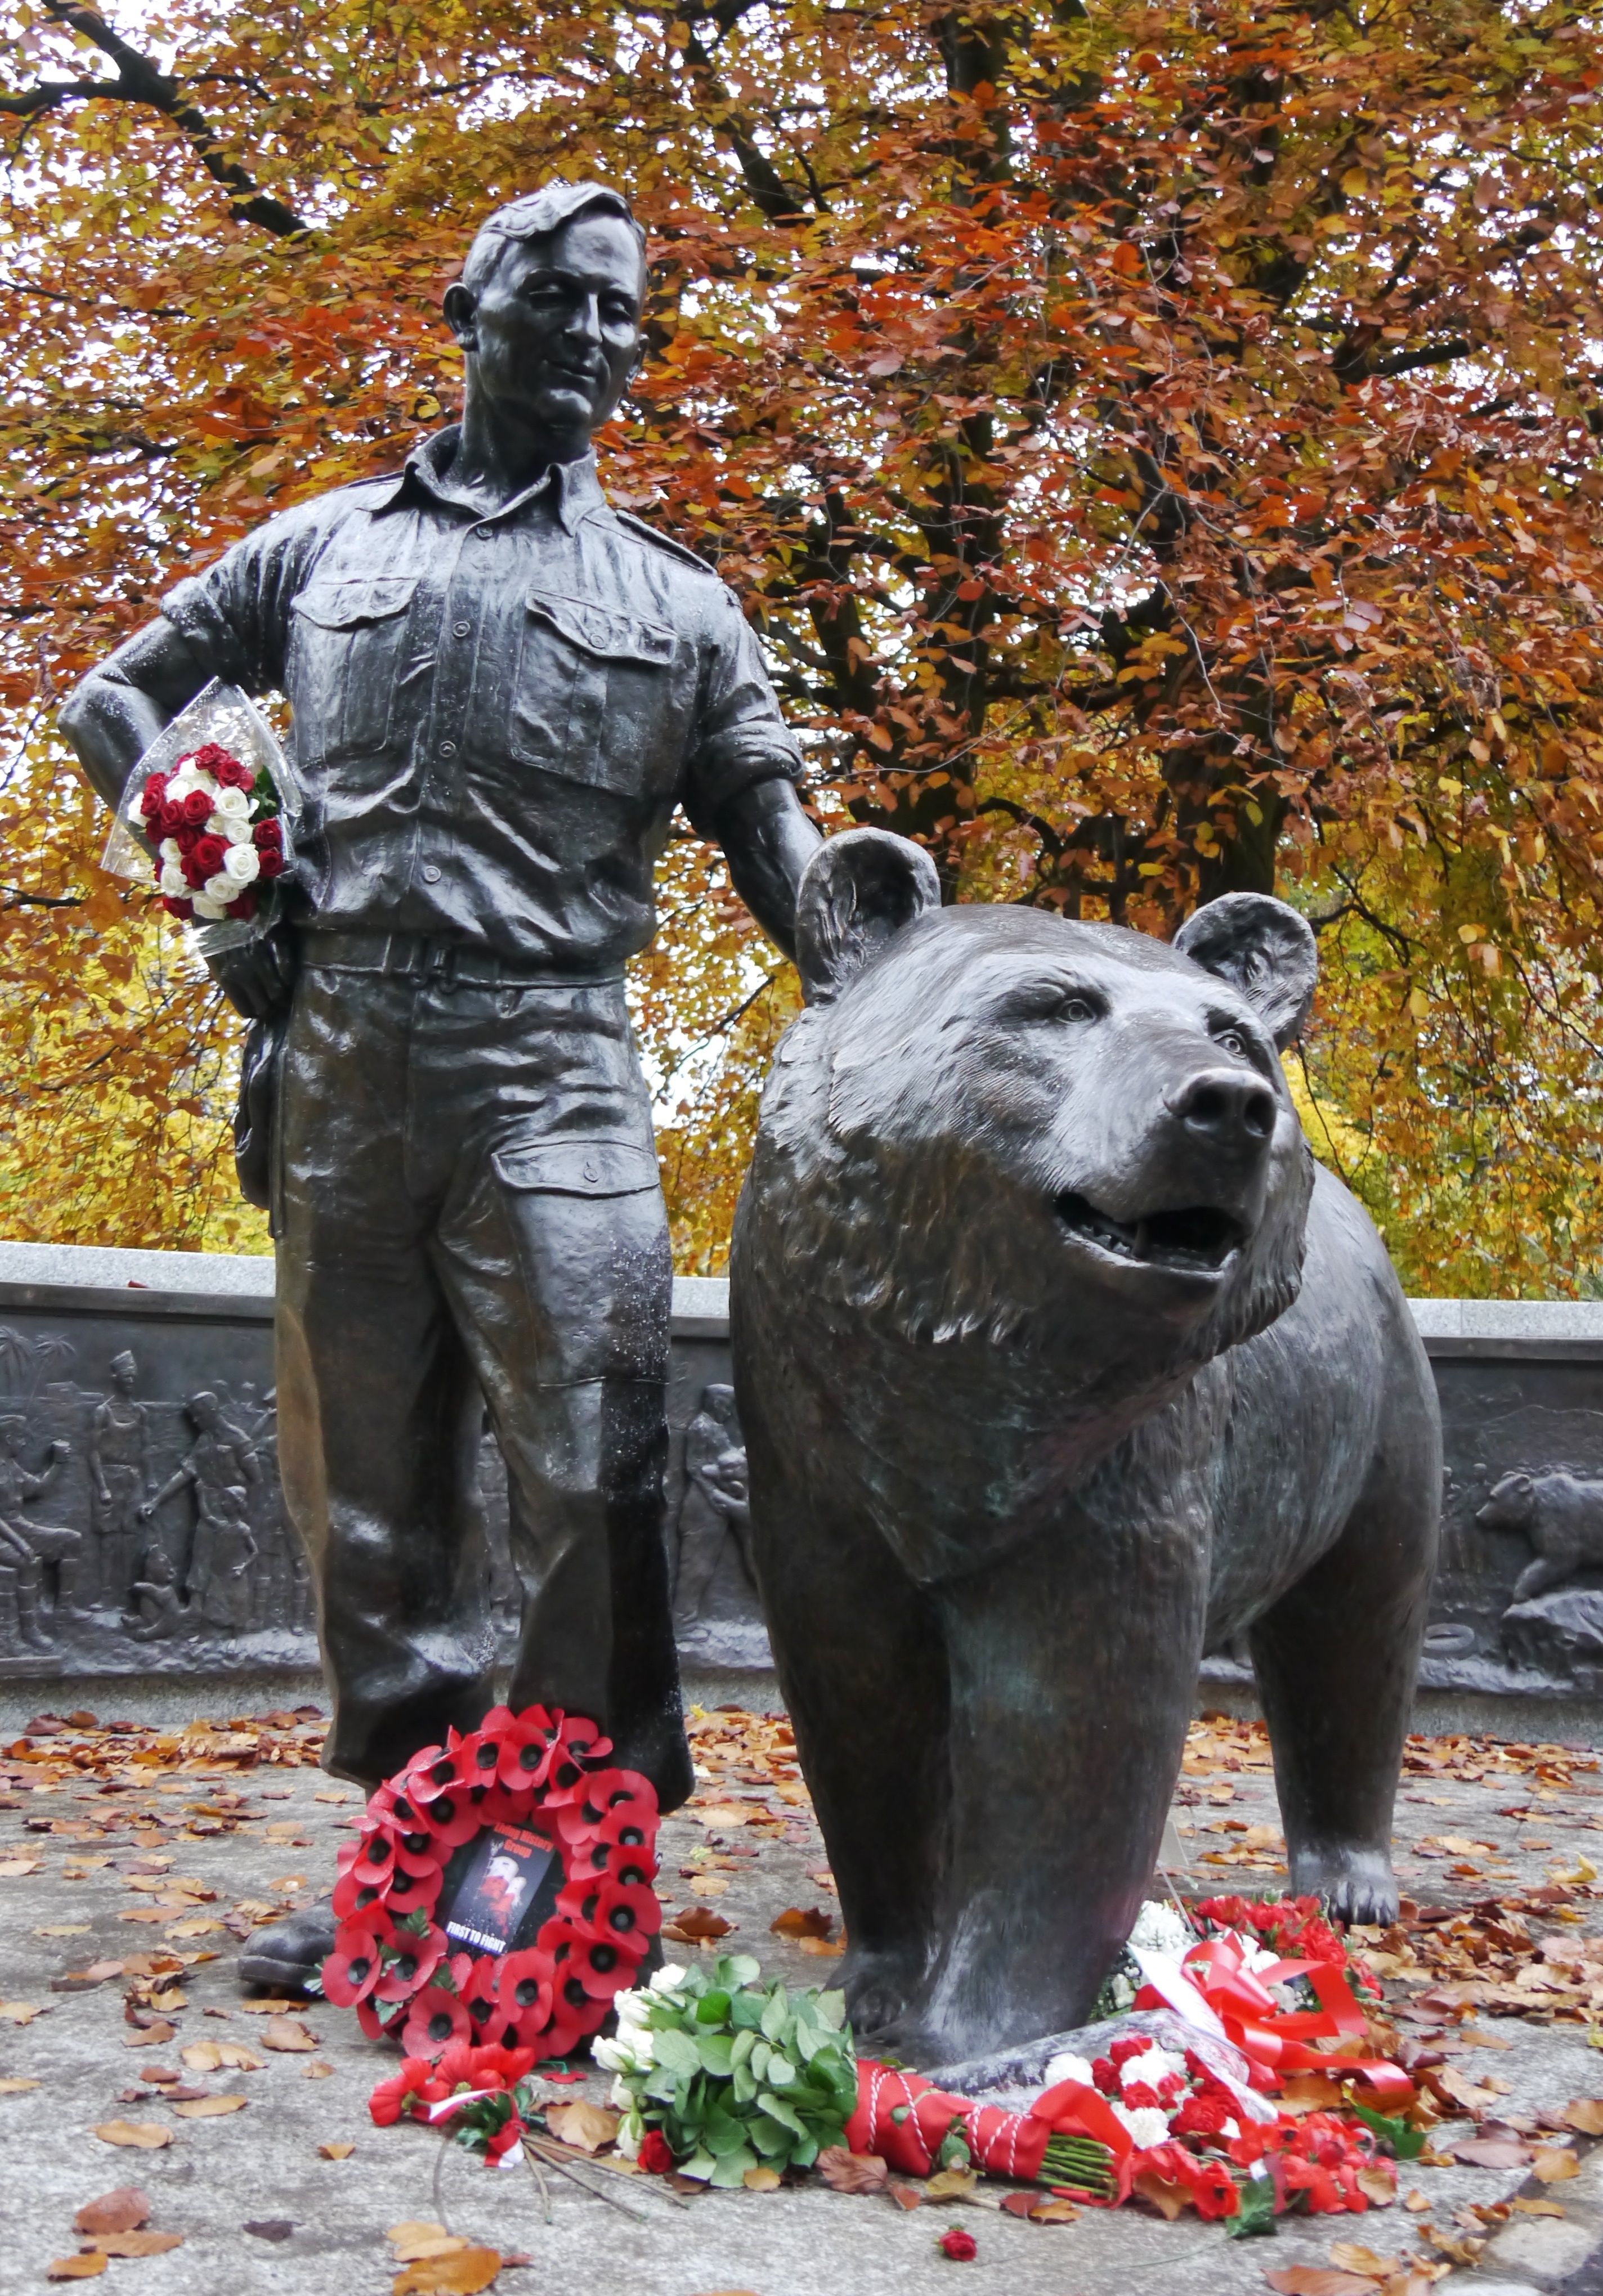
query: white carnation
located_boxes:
[1129,1900,1193,1958]
[1122,2044,1186,2092]
[1042,2051,1095,2089]
[222,842,261,885]
[1112,2103,1172,2149]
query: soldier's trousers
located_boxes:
[272,954,689,1806]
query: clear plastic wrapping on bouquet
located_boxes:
[100,678,301,957]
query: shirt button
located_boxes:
[422,864,442,884]
[438,741,457,757]
[453,622,471,638]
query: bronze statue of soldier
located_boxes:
[60,180,820,1989]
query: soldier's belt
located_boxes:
[298,930,625,990]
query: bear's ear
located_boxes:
[795,828,942,1006]
[1172,892,1318,1051]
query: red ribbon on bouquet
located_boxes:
[1145,1933,1413,2109]
[847,2061,1136,2196]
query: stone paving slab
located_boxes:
[5,1706,1603,2294]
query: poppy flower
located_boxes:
[322,1926,384,2007]
[556,1876,658,1956]
[591,1793,659,1856]
[563,1933,638,2003]
[406,1746,473,1805]
[495,1948,554,2033]
[352,1827,400,1889]
[551,1766,646,1839]
[374,1923,447,2002]
[472,2042,538,2090]
[415,1788,481,1848]
[602,1839,657,1891]
[331,1868,392,1926]
[380,1859,443,1915]
[392,1827,445,1880]
[368,2056,436,2126]
[401,1986,474,2059]
[638,2130,674,2174]
[495,1710,555,1788]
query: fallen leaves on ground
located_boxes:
[91,2123,171,2150]
[543,2101,619,2154]
[242,2221,294,2241]
[319,2141,355,2159]
[1532,2146,1581,2182]
[0,2000,47,2024]
[82,2232,182,2257]
[173,2094,247,2118]
[74,2190,150,2235]
[1565,2098,1603,2133]
[742,2165,780,2190]
[1262,2273,1383,2295]
[770,1906,834,1940]
[45,2256,105,2280]
[662,1907,733,1944]
[1000,2189,1081,2223]
[0,2077,39,2095]
[924,2167,979,2203]
[816,2147,889,2195]
[387,2223,504,2295]
[181,2041,262,2074]
[261,2015,318,2052]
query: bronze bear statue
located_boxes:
[730,829,1441,2066]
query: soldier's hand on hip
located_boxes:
[206,930,298,1021]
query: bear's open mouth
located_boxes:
[1053,1191,1244,1273]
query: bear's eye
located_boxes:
[1214,1028,1248,1059]
[1061,995,1097,1023]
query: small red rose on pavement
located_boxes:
[638,2131,675,2174]
[937,2227,977,2261]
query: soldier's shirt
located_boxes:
[159,430,803,974]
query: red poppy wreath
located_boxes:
[320,1702,662,2062]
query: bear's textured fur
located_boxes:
[731,831,1442,2065]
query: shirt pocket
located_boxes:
[289,575,419,758]
[509,590,695,801]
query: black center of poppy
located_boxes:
[435,1795,460,1823]
[391,1870,414,1895]
[563,1976,587,2007]
[518,1743,541,1770]
[430,1760,454,1786]
[402,1832,429,1855]
[393,1953,418,1983]
[608,1907,636,1934]
[554,1761,579,1790]
[393,1796,415,1823]
[368,1838,391,1863]
[428,2011,454,2041]
[590,1944,617,1972]
[514,1976,541,2008]
[619,1826,644,1847]
[617,1862,645,1888]
[355,1886,379,1910]
[347,1956,371,1984]
[475,1743,498,1770]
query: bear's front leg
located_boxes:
[899,1492,1210,2068]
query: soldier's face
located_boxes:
[471,217,645,444]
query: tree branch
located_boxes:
[3,2,307,239]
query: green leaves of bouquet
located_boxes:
[595,1955,857,2187]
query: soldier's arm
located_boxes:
[57,620,216,814]
[687,588,820,958]
[713,779,821,962]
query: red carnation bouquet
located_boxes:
[101,679,295,943]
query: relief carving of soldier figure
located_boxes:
[88,1349,150,1612]
[0,1419,82,1651]
[671,1383,755,1632]
[137,1390,262,1624]
[59,178,820,1989]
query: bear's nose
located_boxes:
[1166,1068,1277,1147]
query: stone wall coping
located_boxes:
[0,1241,1598,1351]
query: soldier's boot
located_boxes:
[15,1571,52,1652]
[56,1555,89,1618]
[238,1905,337,1995]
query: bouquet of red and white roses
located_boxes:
[141,740,284,923]
[101,679,295,943]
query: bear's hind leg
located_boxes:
[1249,1411,1439,1925]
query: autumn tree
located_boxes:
[4,0,1603,1289]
